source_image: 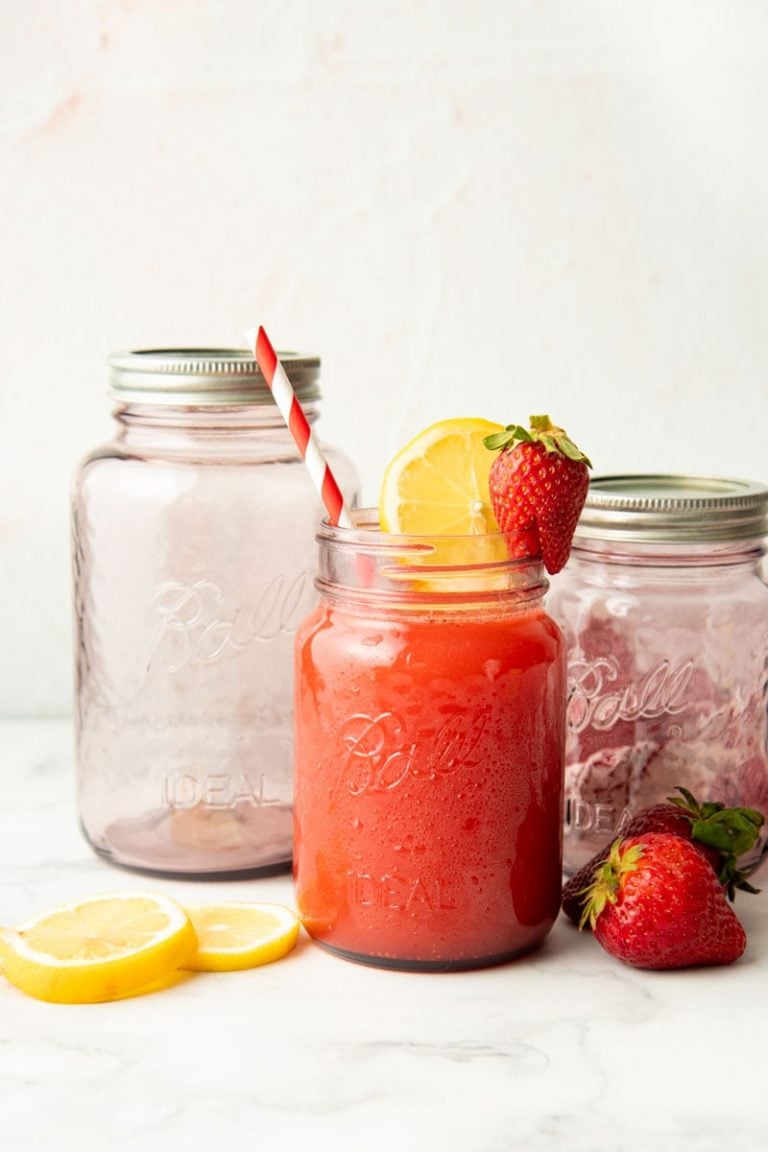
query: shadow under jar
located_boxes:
[72,348,358,878]
[546,474,768,877]
[293,513,566,971]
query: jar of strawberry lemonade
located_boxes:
[73,348,358,877]
[293,512,566,971]
[547,475,768,876]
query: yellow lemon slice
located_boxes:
[379,417,503,536]
[0,892,198,1004]
[183,902,300,972]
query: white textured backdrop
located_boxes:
[1,0,767,716]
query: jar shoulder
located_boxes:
[549,560,768,604]
[72,438,359,498]
[72,426,359,469]
[547,560,768,656]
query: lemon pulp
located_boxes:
[183,902,300,972]
[378,417,503,536]
[0,891,198,1004]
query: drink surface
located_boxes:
[294,600,566,968]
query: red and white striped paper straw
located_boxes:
[246,325,354,528]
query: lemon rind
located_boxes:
[183,901,300,970]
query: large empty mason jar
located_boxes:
[547,475,768,876]
[72,348,357,877]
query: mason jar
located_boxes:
[293,513,566,971]
[72,348,358,877]
[546,475,768,876]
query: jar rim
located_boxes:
[108,348,321,407]
[574,473,768,544]
[315,509,547,607]
[320,507,533,548]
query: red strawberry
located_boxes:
[581,833,747,969]
[483,414,591,574]
[562,787,764,926]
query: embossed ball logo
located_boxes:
[567,656,695,734]
[339,708,491,796]
[147,575,312,671]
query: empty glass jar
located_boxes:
[72,348,357,877]
[547,475,768,876]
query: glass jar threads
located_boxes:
[546,475,768,876]
[72,348,357,877]
[293,513,566,971]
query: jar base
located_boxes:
[80,821,292,881]
[310,937,544,973]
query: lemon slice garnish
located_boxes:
[0,892,198,1003]
[183,902,300,972]
[378,417,508,577]
[379,417,503,536]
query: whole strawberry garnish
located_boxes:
[483,415,591,574]
[581,833,747,969]
[562,787,764,925]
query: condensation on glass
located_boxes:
[72,348,358,877]
[546,475,768,876]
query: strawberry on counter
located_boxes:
[562,787,764,926]
[580,833,748,970]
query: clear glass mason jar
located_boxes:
[293,513,566,971]
[546,475,768,876]
[72,348,358,877]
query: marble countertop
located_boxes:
[1,720,766,1152]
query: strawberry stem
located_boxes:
[578,839,644,930]
[483,414,592,467]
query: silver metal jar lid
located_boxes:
[573,474,768,544]
[108,348,321,406]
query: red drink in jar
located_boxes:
[293,515,566,970]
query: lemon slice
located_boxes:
[0,892,198,1004]
[378,417,509,578]
[183,902,300,972]
[379,417,503,536]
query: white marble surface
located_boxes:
[1,719,766,1152]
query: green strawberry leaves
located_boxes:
[691,809,765,857]
[579,838,646,930]
[666,785,764,897]
[482,424,533,452]
[483,414,592,467]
